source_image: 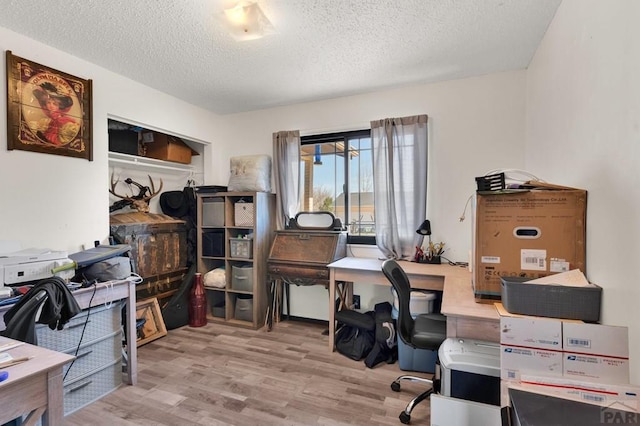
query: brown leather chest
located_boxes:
[267,230,347,286]
[110,212,188,302]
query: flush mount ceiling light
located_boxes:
[223,2,275,41]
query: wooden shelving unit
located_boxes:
[196,191,275,329]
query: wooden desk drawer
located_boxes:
[268,264,329,286]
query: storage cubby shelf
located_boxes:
[196,191,275,329]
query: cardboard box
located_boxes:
[141,131,198,164]
[500,314,562,351]
[562,322,629,384]
[519,374,639,409]
[501,380,639,413]
[501,344,563,381]
[473,182,587,302]
[563,322,629,358]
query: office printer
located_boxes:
[0,248,75,290]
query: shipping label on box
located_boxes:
[501,344,563,381]
[473,187,587,302]
[500,315,562,350]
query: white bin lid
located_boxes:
[391,288,436,313]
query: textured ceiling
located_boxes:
[0,0,561,115]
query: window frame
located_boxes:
[301,129,375,245]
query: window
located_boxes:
[300,129,374,244]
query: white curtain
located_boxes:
[272,130,300,230]
[371,115,428,260]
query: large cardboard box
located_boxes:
[141,131,198,164]
[473,183,587,302]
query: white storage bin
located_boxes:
[231,265,253,292]
[391,288,436,318]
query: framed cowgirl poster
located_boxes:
[5,50,93,160]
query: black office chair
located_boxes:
[382,259,447,425]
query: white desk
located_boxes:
[327,257,500,351]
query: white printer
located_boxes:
[0,248,75,289]
[438,337,501,406]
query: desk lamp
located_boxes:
[416,219,432,244]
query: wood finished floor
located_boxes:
[65,319,433,425]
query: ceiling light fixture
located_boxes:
[223,2,275,41]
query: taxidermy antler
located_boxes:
[109,173,163,213]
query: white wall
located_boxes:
[0,27,220,252]
[217,72,527,319]
[526,0,640,384]
[1,25,528,319]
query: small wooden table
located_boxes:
[0,337,75,426]
[327,257,500,351]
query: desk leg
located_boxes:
[329,269,336,351]
[125,281,137,385]
[328,272,355,351]
[40,366,64,426]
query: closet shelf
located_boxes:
[108,152,193,173]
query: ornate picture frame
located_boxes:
[5,50,93,160]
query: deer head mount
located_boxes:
[109,173,163,213]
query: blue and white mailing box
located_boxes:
[562,322,629,384]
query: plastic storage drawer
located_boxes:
[62,331,122,382]
[36,302,122,352]
[63,359,122,415]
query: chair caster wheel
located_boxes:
[399,411,411,424]
[391,381,401,392]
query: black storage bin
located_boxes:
[202,230,225,257]
[108,129,139,155]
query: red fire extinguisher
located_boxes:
[189,272,207,327]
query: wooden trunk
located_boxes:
[110,212,188,301]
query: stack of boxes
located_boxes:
[499,307,637,409]
[470,180,638,413]
[473,183,587,303]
